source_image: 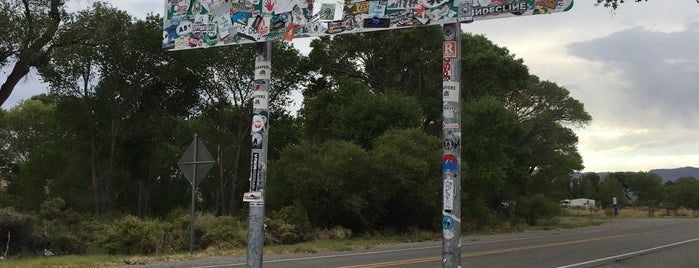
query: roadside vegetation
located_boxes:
[2,2,699,268]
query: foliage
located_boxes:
[0,208,37,256]
[664,177,699,210]
[103,215,171,255]
[300,78,424,148]
[516,194,562,226]
[197,215,246,249]
[0,0,67,106]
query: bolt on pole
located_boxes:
[246,41,272,268]
[442,22,462,268]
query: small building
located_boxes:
[560,198,596,208]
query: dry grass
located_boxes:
[563,206,698,218]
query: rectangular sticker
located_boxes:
[443,81,459,102]
[243,192,264,202]
[255,61,271,80]
[443,177,454,212]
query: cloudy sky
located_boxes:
[3,0,698,172]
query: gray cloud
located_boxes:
[568,22,699,129]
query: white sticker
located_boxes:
[443,177,454,211]
[255,61,271,80]
[243,192,264,202]
[252,91,269,109]
[443,81,460,102]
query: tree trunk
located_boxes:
[0,0,63,106]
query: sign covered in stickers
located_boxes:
[163,0,573,50]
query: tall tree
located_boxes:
[194,41,310,216]
[39,4,201,215]
[0,0,67,106]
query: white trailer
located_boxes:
[560,198,596,208]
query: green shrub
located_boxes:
[103,215,170,255]
[516,194,562,226]
[0,207,37,256]
[197,214,246,249]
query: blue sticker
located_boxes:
[442,215,454,229]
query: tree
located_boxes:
[269,140,377,230]
[370,128,442,230]
[38,4,201,215]
[300,78,423,149]
[596,175,627,208]
[664,177,699,212]
[194,41,310,216]
[618,172,663,215]
[0,0,67,106]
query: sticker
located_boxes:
[250,153,260,191]
[444,130,460,150]
[472,2,527,16]
[442,215,454,229]
[284,23,297,41]
[363,17,390,28]
[251,112,268,133]
[252,132,264,149]
[233,22,261,41]
[443,177,454,211]
[443,58,452,80]
[368,1,387,18]
[443,41,458,58]
[443,81,459,102]
[252,91,269,109]
[255,61,271,80]
[443,122,459,128]
[443,104,458,119]
[456,0,474,22]
[389,10,413,27]
[345,2,369,15]
[443,154,458,171]
[243,191,264,202]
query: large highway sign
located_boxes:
[163,0,573,50]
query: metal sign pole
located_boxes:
[246,41,272,268]
[442,22,462,268]
[190,134,198,255]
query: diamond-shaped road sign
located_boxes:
[177,136,215,187]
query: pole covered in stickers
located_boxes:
[441,22,461,267]
[246,41,272,268]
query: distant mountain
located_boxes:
[574,167,699,183]
[649,167,699,183]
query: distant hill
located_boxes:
[649,167,699,183]
[575,167,699,183]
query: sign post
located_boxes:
[245,41,272,268]
[177,134,215,254]
[442,22,462,268]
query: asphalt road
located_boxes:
[113,218,699,268]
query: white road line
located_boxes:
[556,237,699,268]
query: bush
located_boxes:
[0,208,37,256]
[516,194,561,226]
[197,214,246,249]
[103,215,171,255]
